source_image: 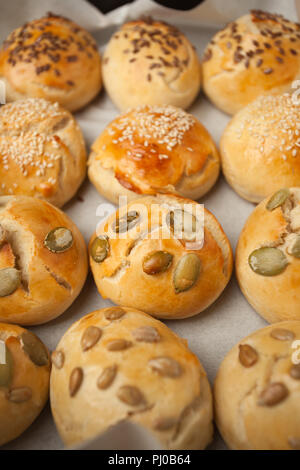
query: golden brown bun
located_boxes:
[0,13,102,112]
[102,18,201,111]
[0,195,88,325]
[0,98,86,207]
[0,323,50,446]
[220,93,300,203]
[236,188,300,323]
[215,321,300,450]
[89,194,233,319]
[88,105,220,203]
[50,307,213,449]
[202,10,300,115]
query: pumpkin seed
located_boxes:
[106,339,132,351]
[238,344,258,368]
[132,326,160,343]
[290,364,300,380]
[81,326,102,352]
[117,385,144,406]
[0,345,13,387]
[288,437,300,450]
[51,350,64,369]
[90,236,109,263]
[21,331,48,366]
[97,365,117,389]
[44,227,73,253]
[266,188,290,211]
[270,328,295,341]
[104,307,125,321]
[148,356,182,378]
[153,416,177,431]
[248,247,288,276]
[112,211,139,233]
[173,253,201,293]
[0,268,20,297]
[69,367,83,397]
[258,382,289,406]
[7,387,32,403]
[287,235,300,258]
[167,209,197,241]
[0,225,6,246]
[143,251,173,275]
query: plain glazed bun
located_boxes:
[89,194,233,319]
[88,105,220,203]
[220,93,300,203]
[236,187,300,323]
[215,321,300,450]
[0,323,50,446]
[0,13,102,112]
[0,98,86,207]
[50,307,213,449]
[102,18,201,111]
[202,10,300,115]
[0,195,88,325]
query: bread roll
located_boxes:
[215,321,300,450]
[0,195,88,325]
[0,98,86,207]
[102,17,201,111]
[89,193,233,319]
[236,187,300,323]
[0,323,50,446]
[50,306,213,449]
[202,10,300,115]
[0,13,102,112]
[88,105,220,203]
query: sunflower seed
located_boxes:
[173,254,201,293]
[90,236,109,263]
[81,326,102,352]
[51,350,64,369]
[290,364,300,380]
[258,382,289,406]
[112,211,140,233]
[104,307,126,321]
[148,356,182,378]
[270,328,295,341]
[106,339,132,351]
[288,437,300,449]
[287,235,300,258]
[132,326,160,343]
[0,268,20,297]
[248,247,288,276]
[44,227,73,253]
[21,331,48,366]
[239,344,258,367]
[266,188,290,211]
[143,251,173,275]
[153,416,177,431]
[69,367,83,397]
[7,387,32,403]
[97,364,117,389]
[0,345,13,387]
[117,385,144,406]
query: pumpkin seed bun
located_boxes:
[236,188,300,323]
[0,98,87,207]
[102,18,201,111]
[50,306,213,449]
[215,321,300,450]
[88,105,220,203]
[0,323,50,446]
[0,195,88,325]
[0,13,102,112]
[220,93,300,203]
[202,10,300,115]
[89,194,233,319]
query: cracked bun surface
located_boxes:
[0,98,86,207]
[0,323,50,446]
[215,321,300,450]
[88,105,220,203]
[89,194,233,319]
[0,195,88,325]
[102,18,201,111]
[50,307,213,449]
[202,10,300,115]
[236,188,300,323]
[0,13,102,112]
[220,93,300,203]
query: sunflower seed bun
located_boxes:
[89,194,233,319]
[236,187,300,323]
[0,98,86,207]
[50,306,213,449]
[0,13,102,112]
[102,17,201,111]
[0,195,88,325]
[220,93,300,203]
[88,105,220,204]
[0,323,50,446]
[202,10,300,115]
[215,321,300,450]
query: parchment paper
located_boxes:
[1,0,298,451]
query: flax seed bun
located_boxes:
[220,93,300,203]
[0,13,102,112]
[0,323,50,446]
[202,10,300,115]
[102,18,201,111]
[50,307,213,449]
[236,187,300,323]
[89,194,233,320]
[0,98,86,207]
[0,195,88,325]
[215,321,300,450]
[88,105,220,204]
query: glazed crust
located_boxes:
[202,10,300,115]
[50,307,213,449]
